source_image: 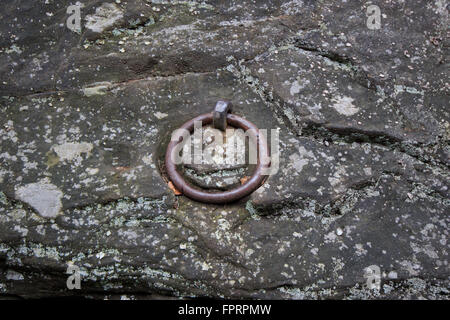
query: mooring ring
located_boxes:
[165,112,270,204]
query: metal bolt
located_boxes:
[212,100,232,131]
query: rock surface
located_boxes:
[0,1,448,299]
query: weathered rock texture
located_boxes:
[0,1,448,299]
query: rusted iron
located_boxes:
[212,100,233,131]
[165,104,270,204]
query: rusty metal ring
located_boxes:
[165,112,269,204]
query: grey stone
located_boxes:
[0,0,448,300]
